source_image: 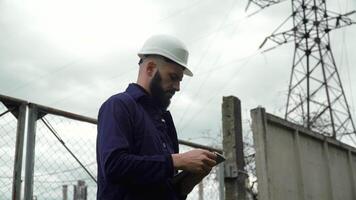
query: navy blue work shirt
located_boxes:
[97,83,185,200]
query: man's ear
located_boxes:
[146,61,158,77]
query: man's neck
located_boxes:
[136,81,151,94]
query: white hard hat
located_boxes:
[138,34,193,76]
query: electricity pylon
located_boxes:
[245,0,285,12]
[248,0,356,143]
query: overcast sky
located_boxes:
[1,0,355,145]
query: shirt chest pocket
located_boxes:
[152,117,174,154]
[132,112,173,155]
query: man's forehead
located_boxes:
[165,63,184,77]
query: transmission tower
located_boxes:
[245,0,286,16]
[245,0,285,12]
[247,0,356,143]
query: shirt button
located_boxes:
[161,118,165,123]
[163,143,167,149]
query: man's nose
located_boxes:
[173,82,180,92]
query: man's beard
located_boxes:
[149,71,175,110]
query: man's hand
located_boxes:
[171,150,218,195]
[171,149,217,174]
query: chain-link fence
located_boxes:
[0,96,26,200]
[31,113,97,200]
[0,94,225,200]
[0,101,18,199]
[243,121,258,200]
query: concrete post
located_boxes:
[250,107,269,200]
[222,96,247,200]
[62,185,68,200]
[12,103,27,200]
[24,104,38,200]
[74,180,87,200]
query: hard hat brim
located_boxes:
[138,53,193,77]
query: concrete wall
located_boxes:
[251,107,356,200]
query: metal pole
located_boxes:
[218,164,225,200]
[24,104,38,200]
[222,96,247,200]
[12,103,27,200]
[178,139,223,153]
[198,181,204,200]
[73,184,78,200]
[84,185,87,200]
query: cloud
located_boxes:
[0,0,355,143]
[1,1,356,199]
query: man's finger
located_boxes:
[203,151,217,160]
[203,157,217,167]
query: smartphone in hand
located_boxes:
[172,151,225,184]
[214,152,225,165]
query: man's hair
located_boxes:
[138,54,176,65]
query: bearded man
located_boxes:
[96,35,217,200]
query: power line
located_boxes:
[178,50,259,132]
[177,41,261,131]
[55,1,211,93]
[177,0,241,125]
[7,1,206,97]
[47,65,137,107]
[254,0,356,144]
[196,50,262,76]
[8,59,81,93]
[154,0,206,25]
[50,1,254,109]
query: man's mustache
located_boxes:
[166,90,176,96]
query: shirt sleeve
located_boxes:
[97,96,174,185]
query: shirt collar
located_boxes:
[125,83,149,100]
[125,83,169,112]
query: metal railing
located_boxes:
[0,94,224,200]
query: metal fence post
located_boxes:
[12,103,27,200]
[218,164,225,200]
[222,96,247,200]
[24,104,38,200]
[198,181,203,200]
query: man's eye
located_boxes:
[170,76,177,81]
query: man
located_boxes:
[96,35,217,200]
